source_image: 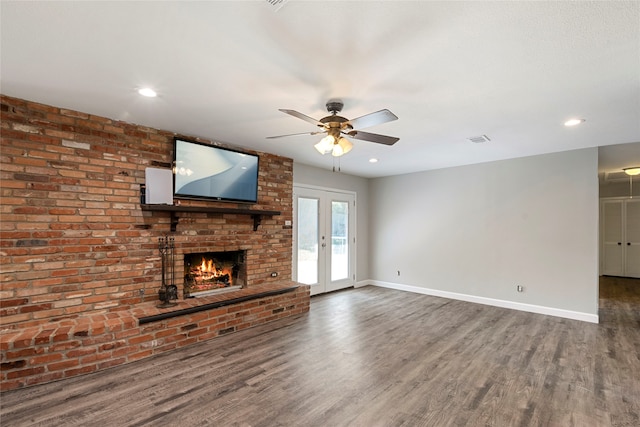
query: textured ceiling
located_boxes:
[1,1,639,178]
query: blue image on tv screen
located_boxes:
[174,140,258,202]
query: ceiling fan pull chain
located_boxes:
[332,156,341,172]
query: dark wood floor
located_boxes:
[1,277,639,427]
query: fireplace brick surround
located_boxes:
[0,95,310,391]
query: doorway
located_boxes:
[293,186,355,295]
[600,197,640,278]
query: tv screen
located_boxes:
[173,138,259,203]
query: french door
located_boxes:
[293,186,355,295]
[601,198,640,278]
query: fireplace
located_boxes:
[183,250,247,298]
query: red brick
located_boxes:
[98,339,126,352]
[66,347,97,358]
[6,366,45,379]
[128,334,153,345]
[80,352,112,365]
[48,359,80,371]
[97,357,126,370]
[4,347,44,359]
[187,327,207,337]
[49,341,81,352]
[128,350,153,362]
[0,379,25,392]
[64,364,97,377]
[30,353,63,365]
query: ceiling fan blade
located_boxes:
[266,130,325,139]
[346,109,398,130]
[279,109,324,127]
[347,130,399,146]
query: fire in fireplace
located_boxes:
[183,250,246,298]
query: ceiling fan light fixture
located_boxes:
[314,135,335,154]
[331,137,353,157]
[623,167,640,176]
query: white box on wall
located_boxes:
[145,167,173,204]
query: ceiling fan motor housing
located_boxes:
[319,114,352,132]
[326,100,344,114]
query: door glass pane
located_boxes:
[297,197,319,285]
[331,200,349,281]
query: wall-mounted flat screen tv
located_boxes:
[173,138,259,203]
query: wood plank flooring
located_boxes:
[1,276,639,426]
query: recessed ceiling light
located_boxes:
[138,87,157,98]
[564,118,585,127]
[369,158,378,163]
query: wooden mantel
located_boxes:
[140,204,281,231]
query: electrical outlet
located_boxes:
[517,285,524,292]
[397,270,401,276]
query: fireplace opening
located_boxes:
[183,250,246,298]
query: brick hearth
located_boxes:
[0,283,309,391]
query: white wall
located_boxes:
[369,148,600,321]
[293,163,370,282]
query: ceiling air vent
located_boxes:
[265,0,288,11]
[467,135,491,143]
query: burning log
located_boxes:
[183,251,244,296]
[185,256,234,293]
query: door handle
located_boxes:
[618,242,622,245]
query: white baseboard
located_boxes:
[354,280,372,289]
[360,280,599,324]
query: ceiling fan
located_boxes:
[267,100,399,157]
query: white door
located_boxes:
[601,200,624,276]
[625,199,640,278]
[600,198,640,278]
[293,186,355,296]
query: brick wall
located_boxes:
[0,95,308,391]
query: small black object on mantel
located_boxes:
[139,184,146,204]
[157,235,178,308]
